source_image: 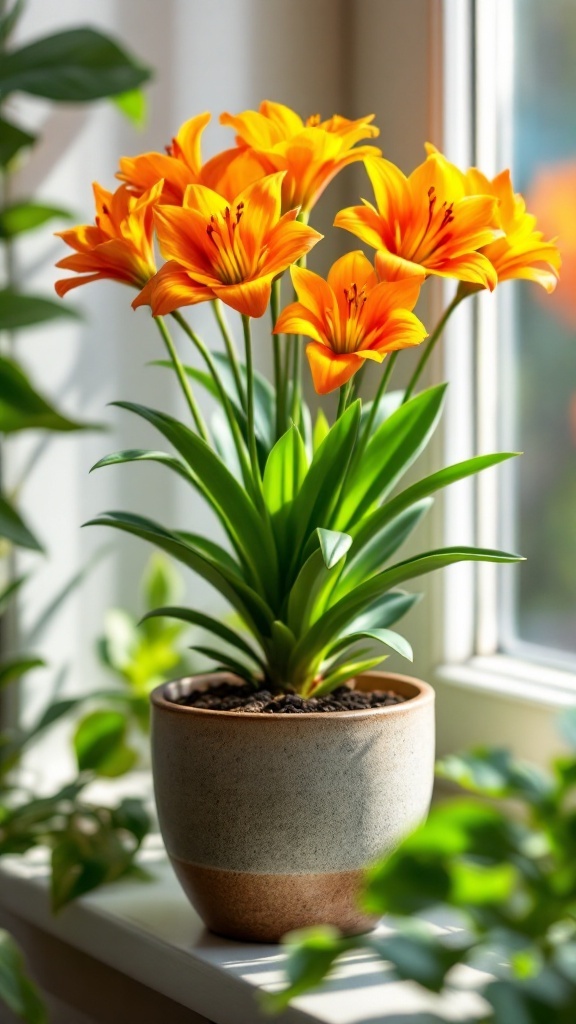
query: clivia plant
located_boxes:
[53,101,560,699]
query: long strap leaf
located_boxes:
[351,451,519,560]
[141,606,266,666]
[289,547,522,677]
[112,401,279,603]
[84,511,274,637]
[334,384,447,530]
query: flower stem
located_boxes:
[171,310,255,493]
[155,316,209,442]
[402,292,464,403]
[241,314,262,488]
[270,278,285,439]
[336,380,352,419]
[211,300,246,411]
[361,352,398,442]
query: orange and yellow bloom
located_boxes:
[335,149,502,289]
[117,112,265,206]
[464,165,561,293]
[134,171,322,319]
[220,100,381,213]
[55,181,161,296]
[274,251,427,394]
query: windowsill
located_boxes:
[436,654,576,708]
[0,837,488,1024]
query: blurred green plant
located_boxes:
[0,1,152,1019]
[86,554,191,737]
[268,710,576,1023]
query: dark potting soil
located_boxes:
[175,680,408,713]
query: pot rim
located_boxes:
[150,669,434,721]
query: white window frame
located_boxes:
[432,0,576,763]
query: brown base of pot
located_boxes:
[170,856,377,942]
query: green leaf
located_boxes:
[262,926,349,1012]
[311,655,384,695]
[0,929,47,1024]
[369,928,468,993]
[112,87,147,126]
[0,289,80,331]
[0,28,151,101]
[0,201,72,238]
[0,491,42,550]
[289,400,361,564]
[143,553,183,613]
[353,451,519,557]
[335,384,447,530]
[0,574,27,617]
[437,748,553,803]
[328,627,413,663]
[0,1,25,47]
[450,859,517,906]
[98,609,137,672]
[289,547,521,680]
[142,606,265,666]
[112,401,278,600]
[362,801,514,915]
[0,116,35,168]
[91,448,193,484]
[0,355,95,433]
[14,695,81,756]
[359,390,404,438]
[339,499,433,596]
[74,710,135,777]
[51,801,148,912]
[85,511,274,637]
[317,528,353,570]
[263,425,308,514]
[0,655,45,689]
[192,646,258,684]
[312,408,330,452]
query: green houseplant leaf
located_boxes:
[0,355,98,433]
[0,28,151,101]
[0,289,79,331]
[0,929,46,1024]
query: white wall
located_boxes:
[7,0,437,733]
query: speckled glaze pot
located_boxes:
[150,670,434,942]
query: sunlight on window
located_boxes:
[502,0,576,661]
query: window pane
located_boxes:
[503,0,576,657]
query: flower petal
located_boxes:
[133,261,213,315]
[306,342,362,394]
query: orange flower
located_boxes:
[116,112,210,205]
[220,100,381,213]
[117,112,265,206]
[134,172,322,319]
[274,251,427,394]
[335,148,501,289]
[55,181,161,296]
[464,165,561,293]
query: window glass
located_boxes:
[502,0,576,658]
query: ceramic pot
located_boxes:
[150,670,435,942]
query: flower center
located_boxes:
[205,202,248,284]
[409,185,455,263]
[330,281,368,353]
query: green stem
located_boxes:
[241,314,262,487]
[211,300,245,411]
[290,335,302,427]
[270,278,285,439]
[155,317,209,442]
[336,380,352,419]
[361,352,398,443]
[172,311,254,492]
[402,292,464,403]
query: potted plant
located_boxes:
[54,101,560,942]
